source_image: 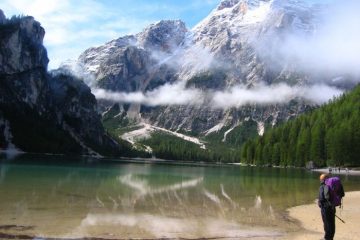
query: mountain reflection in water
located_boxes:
[0,156,360,239]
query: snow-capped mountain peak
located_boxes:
[136,20,188,52]
[71,0,349,136]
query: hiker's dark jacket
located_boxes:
[318,181,332,208]
[319,179,337,240]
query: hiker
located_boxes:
[318,173,335,240]
[318,173,345,240]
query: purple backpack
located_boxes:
[325,176,345,207]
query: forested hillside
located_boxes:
[241,85,360,167]
[140,132,242,163]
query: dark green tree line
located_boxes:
[241,85,360,167]
[140,132,242,163]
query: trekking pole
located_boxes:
[335,214,345,223]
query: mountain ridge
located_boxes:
[70,0,338,141]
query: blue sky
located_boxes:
[1,0,219,69]
[1,0,336,69]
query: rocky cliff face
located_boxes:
[74,0,341,141]
[0,12,120,156]
[137,20,188,52]
[0,16,48,75]
[76,20,187,93]
[189,0,318,84]
[139,0,318,134]
[0,10,6,24]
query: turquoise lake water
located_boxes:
[0,154,359,239]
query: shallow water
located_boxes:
[0,154,359,239]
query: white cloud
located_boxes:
[93,82,204,107]
[44,28,69,46]
[301,84,343,104]
[93,83,343,109]
[93,89,146,104]
[149,41,217,80]
[180,44,217,76]
[211,83,343,108]
[6,0,66,17]
[1,0,157,69]
[211,84,297,108]
[261,0,360,78]
[0,0,220,70]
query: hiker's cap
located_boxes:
[319,173,328,181]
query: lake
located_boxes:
[1,154,359,239]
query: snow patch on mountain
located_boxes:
[222,123,239,142]
[79,36,137,75]
[257,121,265,136]
[121,124,153,144]
[205,122,226,136]
[121,123,206,149]
[211,0,273,26]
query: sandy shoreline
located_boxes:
[283,191,360,240]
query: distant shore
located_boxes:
[284,191,360,240]
[312,167,360,175]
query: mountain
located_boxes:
[69,0,354,157]
[77,20,186,92]
[0,12,125,156]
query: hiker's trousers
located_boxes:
[321,206,336,240]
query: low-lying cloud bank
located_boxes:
[211,84,343,108]
[93,83,204,106]
[93,83,343,109]
[265,0,360,77]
